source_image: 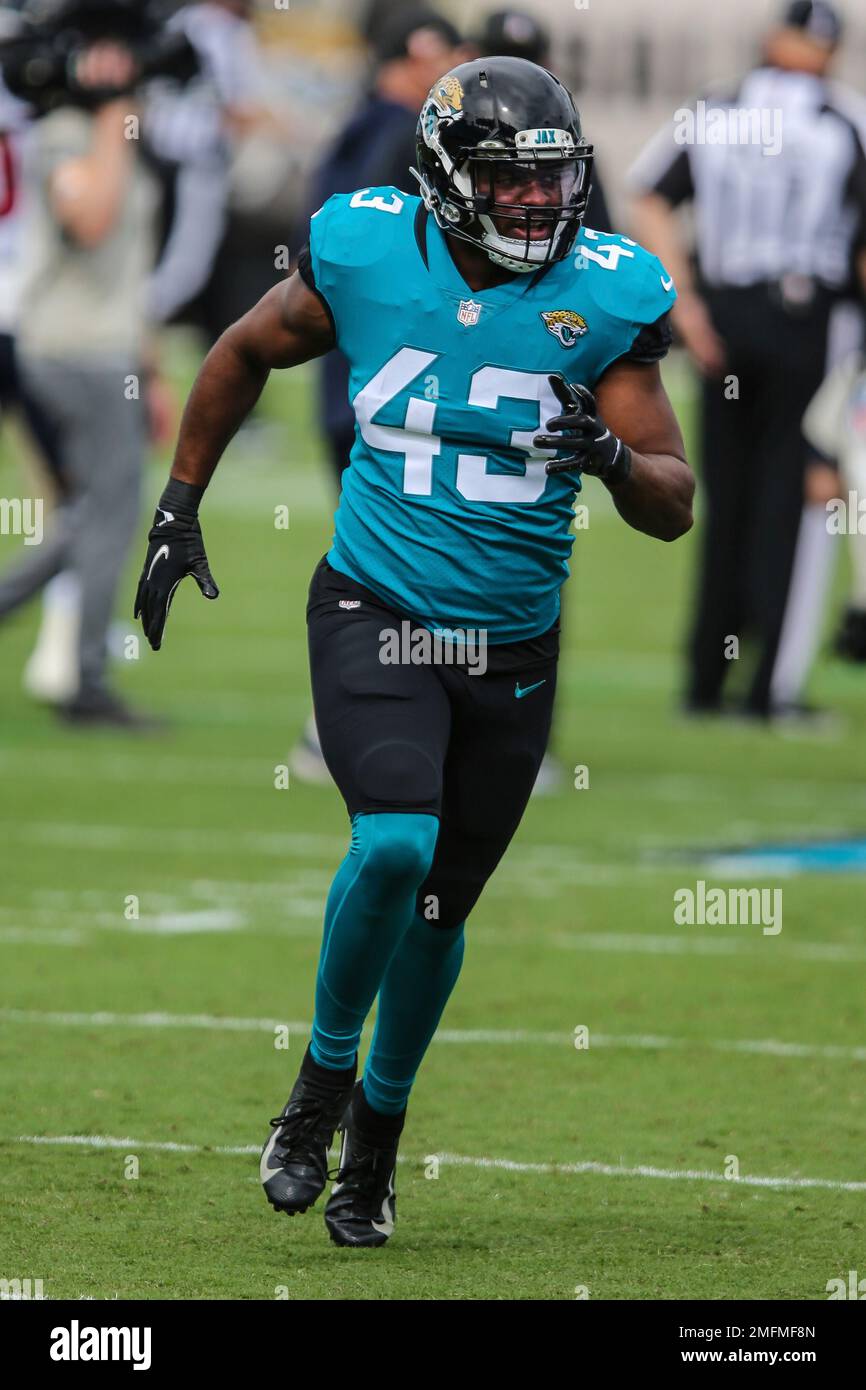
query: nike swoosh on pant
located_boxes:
[515,679,547,699]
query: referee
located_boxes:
[629,0,866,723]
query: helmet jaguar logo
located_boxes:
[421,75,464,150]
[541,310,589,348]
[434,74,464,114]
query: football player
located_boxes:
[135,57,693,1247]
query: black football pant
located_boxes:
[688,285,831,715]
[307,556,558,930]
[0,333,65,492]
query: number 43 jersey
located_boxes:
[304,186,676,644]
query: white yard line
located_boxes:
[13,1133,866,1193]
[540,931,866,963]
[0,928,84,946]
[0,750,271,786]
[3,903,865,958]
[2,1007,865,1062]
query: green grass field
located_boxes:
[1,343,865,1300]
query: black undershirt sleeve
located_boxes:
[296,242,316,290]
[296,242,336,336]
[622,311,673,364]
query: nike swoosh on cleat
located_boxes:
[372,1178,396,1236]
[146,544,170,581]
[515,679,547,699]
[330,1125,349,1194]
[260,1126,282,1185]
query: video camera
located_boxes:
[0,0,199,115]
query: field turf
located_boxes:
[1,342,865,1300]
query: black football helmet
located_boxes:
[412,56,593,274]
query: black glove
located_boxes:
[534,375,632,485]
[134,477,219,652]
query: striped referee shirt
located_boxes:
[628,66,866,292]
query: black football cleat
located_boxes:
[324,1082,405,1248]
[260,1046,356,1216]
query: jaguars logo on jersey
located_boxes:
[541,310,589,348]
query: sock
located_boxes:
[310,812,439,1072]
[300,1042,355,1088]
[769,503,836,708]
[363,912,466,1115]
[354,1081,407,1145]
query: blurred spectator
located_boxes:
[0,75,64,495]
[308,5,463,492]
[802,345,866,661]
[629,0,866,725]
[144,0,273,338]
[290,4,463,784]
[0,70,76,703]
[0,36,162,728]
[19,0,277,707]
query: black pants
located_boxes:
[0,333,65,493]
[307,557,558,931]
[688,285,832,715]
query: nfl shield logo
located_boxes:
[457,299,482,327]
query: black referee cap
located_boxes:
[372,6,462,64]
[782,0,843,45]
[476,9,550,65]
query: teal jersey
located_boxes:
[309,187,676,643]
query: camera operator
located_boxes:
[0,5,164,728]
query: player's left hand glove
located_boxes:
[534,375,632,485]
[134,477,219,652]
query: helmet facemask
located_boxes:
[454,152,591,273]
[413,78,594,275]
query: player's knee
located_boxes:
[355,739,440,809]
[358,812,439,889]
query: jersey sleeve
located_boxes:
[577,232,678,379]
[307,187,414,350]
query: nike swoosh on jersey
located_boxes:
[515,679,547,699]
[660,275,674,291]
[146,544,170,581]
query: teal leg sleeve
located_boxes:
[363,912,466,1115]
[310,812,439,1071]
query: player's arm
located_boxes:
[535,360,693,542]
[135,272,335,651]
[594,359,693,541]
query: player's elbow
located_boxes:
[658,505,693,542]
[657,464,695,541]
